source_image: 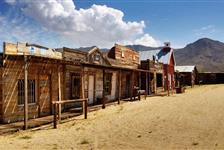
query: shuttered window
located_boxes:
[18,79,36,105]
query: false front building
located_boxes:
[139,43,176,93]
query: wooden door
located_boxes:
[39,74,51,117]
[88,75,94,105]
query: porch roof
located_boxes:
[81,62,151,73]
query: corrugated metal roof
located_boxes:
[139,49,160,60]
[139,49,174,64]
[175,66,195,72]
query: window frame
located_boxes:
[94,54,101,61]
[104,73,112,96]
[71,73,81,99]
[121,51,125,58]
[17,79,36,106]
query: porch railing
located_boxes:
[52,98,88,129]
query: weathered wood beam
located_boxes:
[53,99,88,128]
[58,68,62,122]
[53,103,57,129]
[52,99,88,104]
[118,69,121,104]
[130,71,134,101]
[81,66,85,99]
[146,72,148,95]
[139,72,141,90]
[24,55,28,130]
[167,68,170,96]
[102,69,105,109]
[81,66,85,114]
[154,72,157,94]
[84,99,87,119]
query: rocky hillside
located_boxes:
[175,38,224,72]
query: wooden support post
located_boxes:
[58,69,62,122]
[133,72,135,100]
[145,91,147,100]
[162,73,165,92]
[146,72,148,96]
[102,69,106,109]
[24,55,28,130]
[167,67,170,96]
[118,69,121,104]
[154,72,157,94]
[138,91,140,101]
[53,103,57,129]
[130,71,134,101]
[81,66,85,113]
[139,72,141,90]
[84,99,87,119]
[172,74,175,94]
[138,72,141,101]
[167,77,170,96]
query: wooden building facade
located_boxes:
[175,66,198,87]
[139,43,176,94]
[0,42,63,123]
[140,59,164,94]
[198,72,224,84]
[57,46,118,107]
[107,44,142,98]
[0,42,154,124]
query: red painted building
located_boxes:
[139,43,176,92]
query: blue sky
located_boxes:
[0,0,224,50]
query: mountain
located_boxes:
[76,46,97,52]
[175,38,224,72]
[76,45,162,52]
[126,45,163,51]
[77,46,109,52]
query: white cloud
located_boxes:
[134,34,161,47]
[0,14,70,50]
[3,0,160,48]
[5,0,16,5]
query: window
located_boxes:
[29,47,35,55]
[18,80,24,105]
[121,51,125,58]
[133,55,136,60]
[94,54,101,61]
[28,80,36,104]
[104,73,112,95]
[71,74,81,99]
[18,79,36,105]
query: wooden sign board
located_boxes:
[4,42,62,60]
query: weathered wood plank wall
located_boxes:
[1,57,62,123]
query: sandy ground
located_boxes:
[1,84,224,150]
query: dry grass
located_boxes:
[0,84,224,149]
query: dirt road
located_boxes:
[0,85,224,150]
